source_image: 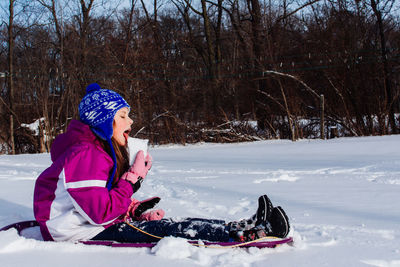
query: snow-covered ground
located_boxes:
[0,135,399,266]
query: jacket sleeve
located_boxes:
[63,145,133,226]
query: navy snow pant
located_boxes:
[92,218,230,243]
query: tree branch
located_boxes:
[275,0,322,24]
[256,70,320,98]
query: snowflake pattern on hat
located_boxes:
[79,85,130,140]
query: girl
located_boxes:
[33,83,290,243]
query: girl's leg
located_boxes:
[91,218,230,243]
[91,195,290,243]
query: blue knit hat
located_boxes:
[79,83,130,190]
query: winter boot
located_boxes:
[269,206,290,238]
[227,195,273,240]
[255,194,273,226]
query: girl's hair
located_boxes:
[102,138,130,185]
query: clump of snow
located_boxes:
[253,172,300,183]
[20,118,45,136]
[0,228,23,253]
[152,237,196,259]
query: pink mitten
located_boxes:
[121,150,153,184]
[137,209,165,221]
[125,197,161,220]
[125,198,140,219]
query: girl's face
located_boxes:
[112,107,133,146]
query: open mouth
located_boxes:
[123,129,131,143]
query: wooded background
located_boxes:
[1,0,400,154]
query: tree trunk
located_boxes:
[248,0,267,127]
[8,0,15,154]
[370,0,396,133]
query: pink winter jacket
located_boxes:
[33,120,133,241]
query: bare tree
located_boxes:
[369,0,397,133]
[173,0,225,118]
[7,0,15,154]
